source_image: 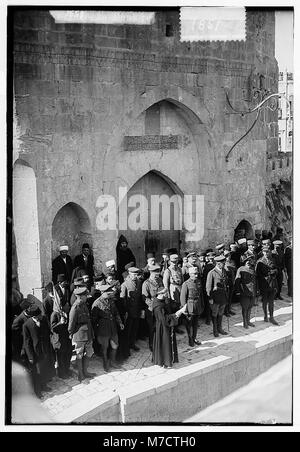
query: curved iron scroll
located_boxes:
[225,92,287,162]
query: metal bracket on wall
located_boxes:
[225,91,286,163]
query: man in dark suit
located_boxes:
[22,306,55,397]
[73,243,94,287]
[52,245,73,284]
[12,298,33,362]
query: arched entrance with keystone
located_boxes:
[118,170,183,268]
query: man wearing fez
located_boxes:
[272,240,285,300]
[68,286,96,382]
[229,243,241,269]
[142,264,164,351]
[22,306,55,397]
[91,285,124,372]
[234,256,257,329]
[163,254,185,334]
[52,245,73,284]
[206,255,229,337]
[74,243,95,286]
[116,235,136,282]
[256,246,279,325]
[180,266,204,347]
[120,267,143,353]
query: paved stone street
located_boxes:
[40,287,292,422]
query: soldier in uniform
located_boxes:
[163,254,185,334]
[160,249,170,276]
[180,267,204,347]
[215,243,225,256]
[234,256,257,329]
[272,240,285,300]
[202,252,216,325]
[120,267,143,352]
[91,285,124,372]
[182,251,201,281]
[142,254,156,281]
[206,255,229,337]
[256,246,279,325]
[224,250,236,317]
[243,240,258,264]
[284,237,292,297]
[142,264,164,351]
[68,286,96,382]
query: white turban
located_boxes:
[59,245,69,251]
[106,260,115,267]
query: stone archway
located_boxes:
[13,159,42,297]
[118,170,182,268]
[234,219,254,242]
[51,202,92,261]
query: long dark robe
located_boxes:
[152,298,178,368]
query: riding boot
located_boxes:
[217,315,228,335]
[263,301,268,322]
[212,316,219,337]
[247,308,255,327]
[82,356,96,378]
[242,309,249,329]
[110,349,120,369]
[76,357,85,382]
[103,354,110,372]
[268,301,279,326]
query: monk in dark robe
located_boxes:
[152,289,186,368]
[116,235,136,282]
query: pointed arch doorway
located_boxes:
[118,171,182,267]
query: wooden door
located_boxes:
[118,171,180,268]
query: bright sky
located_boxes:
[275,10,294,72]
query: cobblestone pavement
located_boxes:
[41,289,292,419]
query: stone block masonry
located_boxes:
[12,8,278,288]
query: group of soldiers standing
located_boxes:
[11,231,293,397]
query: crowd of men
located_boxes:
[11,229,293,397]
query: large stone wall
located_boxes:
[12,8,278,286]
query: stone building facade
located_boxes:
[12,8,279,295]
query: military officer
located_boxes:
[206,255,229,337]
[284,237,292,297]
[68,286,96,382]
[120,267,143,352]
[256,246,279,325]
[243,240,258,264]
[234,256,257,329]
[180,266,204,347]
[202,252,216,324]
[272,240,285,300]
[215,243,225,256]
[182,251,201,281]
[142,264,164,351]
[163,254,185,335]
[224,250,236,317]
